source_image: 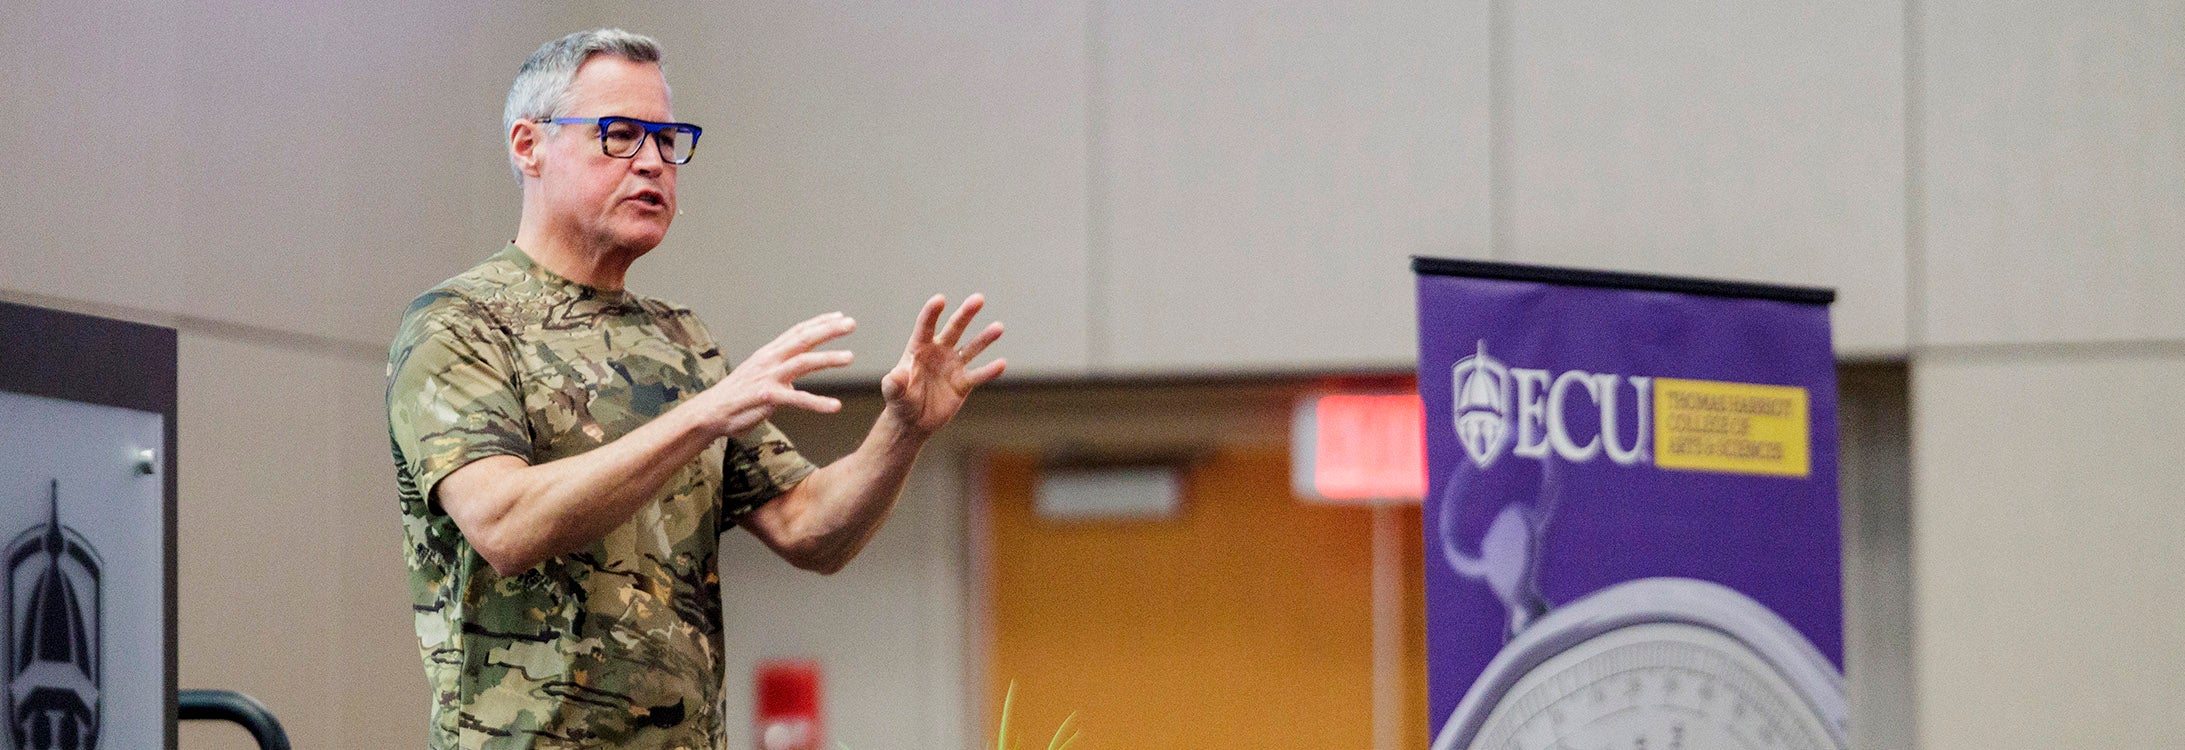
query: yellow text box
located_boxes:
[1653,378,1810,477]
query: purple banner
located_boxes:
[1416,264,1844,750]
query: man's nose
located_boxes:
[631,138,667,176]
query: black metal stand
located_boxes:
[178,690,290,750]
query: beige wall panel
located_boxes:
[721,402,970,750]
[1913,351,2185,748]
[0,2,588,347]
[326,5,600,346]
[176,333,417,749]
[1501,1,1907,357]
[614,2,1092,381]
[3,0,237,325]
[1919,1,2185,346]
[328,347,425,749]
[1095,0,1490,373]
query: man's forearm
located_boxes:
[733,292,1002,573]
[441,405,720,575]
[743,411,929,574]
[441,311,860,576]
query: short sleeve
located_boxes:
[387,300,533,509]
[719,421,818,523]
[670,312,816,522]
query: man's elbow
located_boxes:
[470,523,551,577]
[748,497,857,574]
[481,549,539,578]
[799,558,851,576]
[438,460,556,577]
[782,541,853,575]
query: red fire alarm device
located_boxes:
[755,659,823,750]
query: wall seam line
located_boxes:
[1487,0,1512,261]
[1903,0,1926,355]
[1083,0,1112,374]
[0,288,386,363]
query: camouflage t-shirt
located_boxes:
[386,244,815,750]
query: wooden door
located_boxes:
[983,447,1427,749]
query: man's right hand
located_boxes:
[690,312,859,437]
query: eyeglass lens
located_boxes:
[599,119,697,163]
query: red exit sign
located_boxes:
[1291,393,1425,503]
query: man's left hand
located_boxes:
[881,293,1006,436]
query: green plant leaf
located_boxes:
[1047,711,1080,750]
[989,679,1083,750]
[996,681,1017,750]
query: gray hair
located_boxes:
[503,29,666,184]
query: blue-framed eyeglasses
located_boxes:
[542,116,703,164]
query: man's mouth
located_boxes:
[629,191,666,208]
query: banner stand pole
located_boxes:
[1370,501,1401,750]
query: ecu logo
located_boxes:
[1451,340,1513,470]
[4,480,101,750]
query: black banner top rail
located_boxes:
[1412,256,1836,306]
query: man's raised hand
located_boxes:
[881,294,1006,436]
[695,312,858,437]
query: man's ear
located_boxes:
[510,120,546,179]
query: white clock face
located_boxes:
[1469,623,1835,750]
[1434,579,1845,750]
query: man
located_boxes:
[385,29,1004,749]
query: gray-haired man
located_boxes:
[386,29,1003,748]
